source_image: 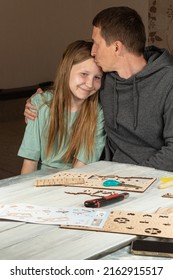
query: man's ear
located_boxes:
[113,41,122,52]
[113,41,124,55]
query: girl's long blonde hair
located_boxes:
[46,40,100,165]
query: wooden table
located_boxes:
[0,161,173,260]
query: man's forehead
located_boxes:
[92,26,101,40]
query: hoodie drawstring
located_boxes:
[132,76,139,130]
[113,78,118,129]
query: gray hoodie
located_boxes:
[100,45,173,171]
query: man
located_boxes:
[25,6,173,171]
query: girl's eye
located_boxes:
[95,76,102,80]
[81,72,87,76]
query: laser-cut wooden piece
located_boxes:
[162,193,173,199]
[65,189,119,197]
[62,210,173,239]
[34,171,156,192]
[155,207,173,215]
[35,177,85,187]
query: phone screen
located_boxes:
[131,239,173,258]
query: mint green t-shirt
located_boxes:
[18,91,106,170]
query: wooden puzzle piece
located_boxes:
[61,209,173,239]
[65,189,119,197]
[34,171,156,193]
[155,207,173,215]
[162,193,173,199]
[35,177,85,187]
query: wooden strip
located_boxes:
[35,177,85,187]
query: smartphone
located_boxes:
[130,239,173,258]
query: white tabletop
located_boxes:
[0,161,173,260]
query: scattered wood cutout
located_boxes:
[162,193,173,199]
[65,189,119,197]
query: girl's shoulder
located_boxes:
[31,90,53,108]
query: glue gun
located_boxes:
[84,192,129,208]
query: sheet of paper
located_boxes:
[0,204,110,228]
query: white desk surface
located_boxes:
[0,161,173,260]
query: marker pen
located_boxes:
[84,192,129,208]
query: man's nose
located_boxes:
[91,45,96,57]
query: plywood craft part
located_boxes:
[35,177,85,187]
[162,193,173,199]
[155,207,173,215]
[65,189,120,197]
[35,171,156,193]
[62,210,173,239]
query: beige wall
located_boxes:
[0,0,148,89]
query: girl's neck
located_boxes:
[70,99,83,112]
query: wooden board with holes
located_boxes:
[34,171,156,192]
[61,210,173,239]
